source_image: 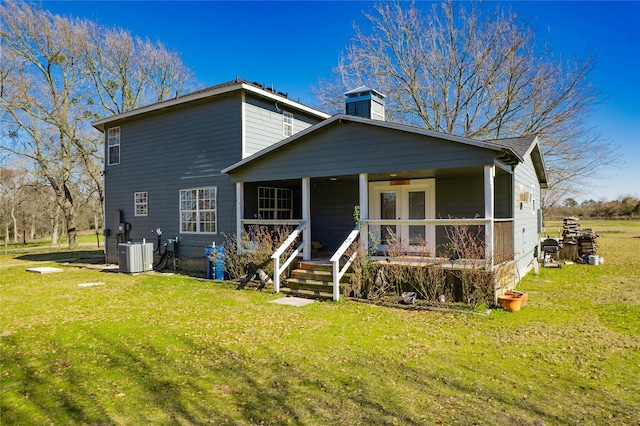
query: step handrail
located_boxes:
[271,220,307,293]
[329,226,360,301]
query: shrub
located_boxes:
[222,224,294,279]
[348,220,494,308]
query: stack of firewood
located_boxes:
[560,217,599,259]
[577,228,599,256]
[562,217,581,240]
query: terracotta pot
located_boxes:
[498,294,522,312]
[516,291,528,306]
[507,290,528,307]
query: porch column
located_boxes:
[236,182,244,254]
[302,177,311,260]
[484,165,495,269]
[359,173,369,252]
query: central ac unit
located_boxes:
[118,242,154,273]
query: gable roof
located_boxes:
[92,78,330,132]
[486,136,535,159]
[487,136,548,188]
[222,114,531,174]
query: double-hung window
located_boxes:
[283,111,293,137]
[134,192,148,216]
[180,187,217,233]
[107,127,120,165]
[258,186,292,220]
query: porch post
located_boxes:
[302,177,311,260]
[484,165,495,269]
[236,182,244,255]
[359,173,369,252]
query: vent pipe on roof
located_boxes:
[344,86,386,121]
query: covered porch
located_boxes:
[232,165,515,301]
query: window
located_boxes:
[180,187,216,233]
[531,184,536,215]
[283,111,293,137]
[107,127,120,165]
[258,187,292,220]
[134,192,148,216]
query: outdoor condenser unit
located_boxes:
[118,242,154,273]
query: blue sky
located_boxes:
[40,0,640,202]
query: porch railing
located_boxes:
[238,219,302,254]
[270,220,307,293]
[267,217,514,300]
[364,217,515,265]
[329,226,360,301]
[493,219,514,265]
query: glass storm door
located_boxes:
[379,191,397,245]
[407,190,426,246]
[370,179,435,254]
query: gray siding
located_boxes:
[229,122,496,182]
[104,94,244,264]
[310,179,359,251]
[243,94,321,157]
[512,153,542,278]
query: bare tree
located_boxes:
[313,1,617,209]
[0,1,194,248]
[0,165,48,243]
[78,22,193,116]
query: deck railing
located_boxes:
[266,217,514,299]
[270,221,307,293]
[493,219,514,265]
[329,226,360,301]
[238,219,302,254]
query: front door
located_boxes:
[369,179,435,254]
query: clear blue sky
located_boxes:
[41,0,640,202]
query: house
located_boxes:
[94,80,547,300]
[92,79,330,268]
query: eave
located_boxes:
[92,81,330,132]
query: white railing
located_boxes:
[241,219,302,226]
[329,226,360,301]
[365,218,489,226]
[364,217,516,268]
[238,219,301,254]
[270,221,307,293]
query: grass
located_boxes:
[1,231,103,252]
[1,221,639,425]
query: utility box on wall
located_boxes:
[118,243,154,273]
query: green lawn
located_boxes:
[1,221,639,425]
[1,231,103,252]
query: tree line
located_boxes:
[548,196,640,220]
[0,165,101,245]
[2,1,618,247]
